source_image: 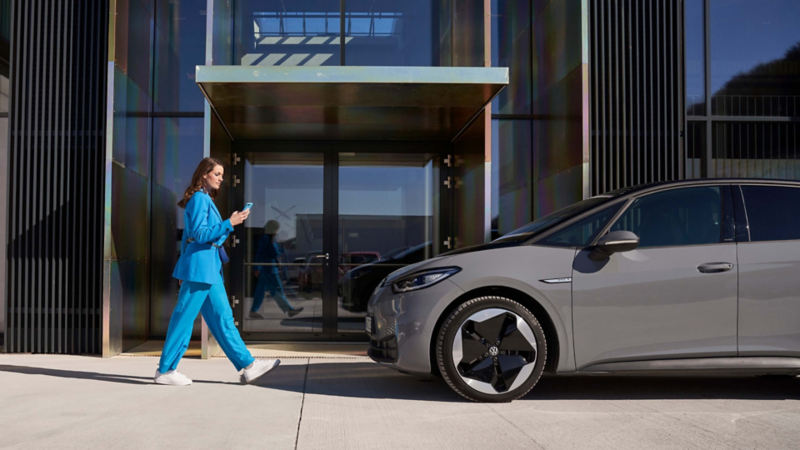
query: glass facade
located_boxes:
[491,0,531,114]
[491,0,534,238]
[85,0,800,349]
[685,0,705,116]
[492,119,532,237]
[710,0,799,117]
[151,118,205,337]
[148,0,209,340]
[686,0,800,179]
[345,0,442,66]
[154,0,208,112]
[235,0,341,66]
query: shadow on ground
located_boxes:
[0,365,237,386]
[2,362,798,402]
[253,362,800,402]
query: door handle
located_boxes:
[697,262,734,273]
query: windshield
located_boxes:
[495,196,615,242]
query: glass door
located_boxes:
[232,146,445,341]
[238,151,330,338]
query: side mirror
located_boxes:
[588,231,640,261]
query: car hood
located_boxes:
[380,239,531,284]
[440,239,527,257]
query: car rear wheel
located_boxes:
[436,296,546,402]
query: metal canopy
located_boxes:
[196,66,508,141]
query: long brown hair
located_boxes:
[178,157,224,208]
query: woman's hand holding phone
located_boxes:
[230,209,250,226]
[230,202,253,226]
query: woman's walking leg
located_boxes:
[158,281,209,373]
[200,279,255,371]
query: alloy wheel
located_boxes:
[451,308,538,395]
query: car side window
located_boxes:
[538,202,625,248]
[740,185,800,242]
[608,186,722,248]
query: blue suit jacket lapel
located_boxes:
[209,199,222,222]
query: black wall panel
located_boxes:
[589,0,684,195]
[5,0,108,354]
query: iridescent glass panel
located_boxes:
[154,0,208,113]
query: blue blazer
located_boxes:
[172,191,234,284]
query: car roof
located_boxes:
[602,178,800,199]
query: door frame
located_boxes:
[229,140,452,341]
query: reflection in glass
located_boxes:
[154,0,208,112]
[244,153,324,333]
[344,0,440,66]
[235,0,341,67]
[710,0,800,116]
[710,122,800,179]
[685,121,706,179]
[251,220,304,318]
[491,0,532,114]
[337,153,440,334]
[492,119,532,238]
[685,0,705,115]
[151,118,205,337]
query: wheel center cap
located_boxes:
[488,346,499,356]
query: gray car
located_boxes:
[366,179,800,402]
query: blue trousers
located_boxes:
[251,271,293,313]
[159,276,255,373]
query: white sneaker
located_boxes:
[154,369,192,386]
[242,359,281,384]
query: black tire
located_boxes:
[436,296,547,402]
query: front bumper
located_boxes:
[365,278,464,374]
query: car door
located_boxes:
[736,184,800,357]
[572,185,739,369]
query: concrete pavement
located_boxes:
[1,354,799,449]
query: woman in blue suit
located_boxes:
[155,157,280,386]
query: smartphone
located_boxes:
[243,202,253,211]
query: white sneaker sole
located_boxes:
[242,360,281,384]
[154,377,192,386]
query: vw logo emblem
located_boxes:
[489,346,499,356]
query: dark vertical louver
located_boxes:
[589,0,684,195]
[5,0,108,354]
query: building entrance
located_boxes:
[231,144,445,341]
[197,65,506,344]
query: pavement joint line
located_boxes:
[294,358,310,450]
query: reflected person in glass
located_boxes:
[250,220,304,319]
[155,157,280,386]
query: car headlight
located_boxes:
[391,267,461,293]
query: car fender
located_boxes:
[442,246,578,373]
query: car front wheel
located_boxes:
[436,296,546,402]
